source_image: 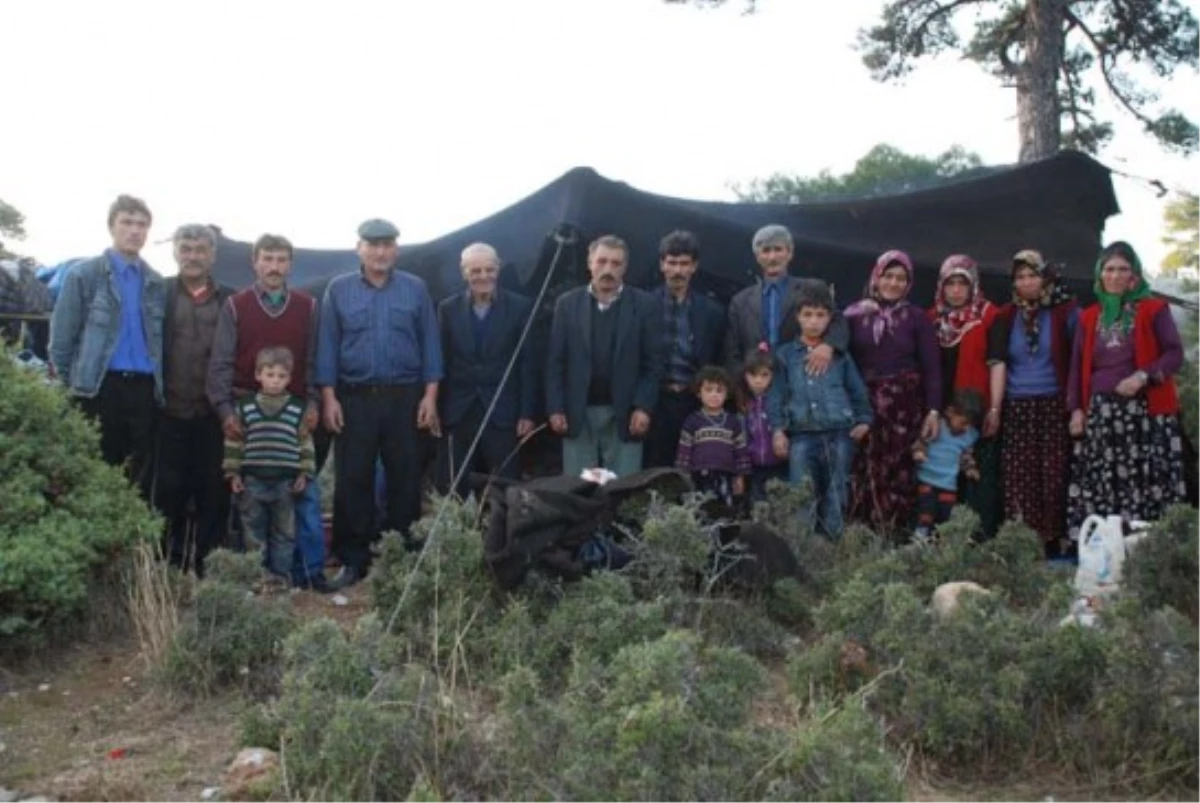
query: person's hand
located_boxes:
[549,413,568,435]
[629,410,651,438]
[1069,409,1086,438]
[229,475,245,494]
[805,343,833,377]
[983,408,1001,438]
[913,447,928,464]
[293,475,308,494]
[1115,372,1147,398]
[323,396,344,434]
[516,418,535,439]
[850,423,870,443]
[772,430,789,459]
[300,404,319,436]
[222,414,244,441]
[732,476,746,496]
[920,411,940,442]
[417,395,441,436]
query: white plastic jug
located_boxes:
[1075,514,1128,596]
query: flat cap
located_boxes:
[357,218,400,241]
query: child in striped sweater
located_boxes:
[223,346,315,581]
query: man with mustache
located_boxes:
[644,230,727,469]
[436,242,536,496]
[207,233,328,592]
[546,234,662,478]
[316,219,443,590]
[724,224,849,373]
[50,194,166,499]
[155,224,235,576]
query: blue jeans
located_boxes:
[789,429,854,538]
[292,476,325,586]
[238,475,298,579]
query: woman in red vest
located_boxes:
[1066,241,1186,537]
[927,255,1006,537]
[992,250,1078,556]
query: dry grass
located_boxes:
[124,540,188,672]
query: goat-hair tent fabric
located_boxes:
[208,149,1118,308]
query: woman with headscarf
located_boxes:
[846,250,941,535]
[1066,241,1186,536]
[926,254,1006,537]
[992,250,1078,556]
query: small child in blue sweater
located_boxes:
[911,389,982,540]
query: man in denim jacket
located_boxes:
[49,195,166,497]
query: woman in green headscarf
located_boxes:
[1066,241,1187,539]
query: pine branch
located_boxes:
[907,0,991,54]
[1065,6,1156,128]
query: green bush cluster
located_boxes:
[0,353,160,644]
[161,550,295,695]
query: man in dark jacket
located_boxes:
[546,234,662,478]
[156,224,236,576]
[723,224,848,374]
[644,230,726,468]
[436,242,536,496]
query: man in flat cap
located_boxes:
[316,219,443,589]
[724,224,849,373]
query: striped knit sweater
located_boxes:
[222,393,315,480]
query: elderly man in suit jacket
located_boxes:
[644,230,727,468]
[723,224,849,374]
[436,242,537,496]
[546,234,662,478]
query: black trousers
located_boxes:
[435,400,521,497]
[77,372,157,499]
[333,384,423,573]
[644,386,697,469]
[153,412,229,574]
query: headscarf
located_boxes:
[1010,249,1074,355]
[1094,240,1152,334]
[845,250,914,346]
[933,254,991,348]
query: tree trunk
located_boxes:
[1016,0,1067,162]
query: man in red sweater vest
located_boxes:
[206,234,328,592]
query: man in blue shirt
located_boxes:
[316,218,443,588]
[49,195,166,498]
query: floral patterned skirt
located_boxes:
[850,371,924,535]
[1001,394,1071,546]
[1067,393,1187,538]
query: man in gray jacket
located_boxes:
[49,195,166,497]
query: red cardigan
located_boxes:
[927,304,997,409]
[1077,298,1179,416]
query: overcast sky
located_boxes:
[3,0,1197,277]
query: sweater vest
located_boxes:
[231,289,314,397]
[1079,298,1179,416]
[236,395,307,478]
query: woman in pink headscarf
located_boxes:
[846,250,941,535]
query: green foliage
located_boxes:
[0,197,26,244]
[204,548,267,590]
[1161,191,1199,275]
[732,143,986,203]
[0,352,159,643]
[161,580,295,695]
[1122,505,1199,622]
[856,0,1199,158]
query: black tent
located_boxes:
[209,149,1119,308]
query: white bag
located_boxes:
[1074,514,1152,597]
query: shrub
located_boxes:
[161,579,295,695]
[1122,504,1199,622]
[0,353,159,643]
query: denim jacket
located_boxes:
[768,340,873,433]
[49,253,166,402]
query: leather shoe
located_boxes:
[329,565,365,590]
[300,573,335,594]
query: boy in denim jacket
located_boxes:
[768,287,872,537]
